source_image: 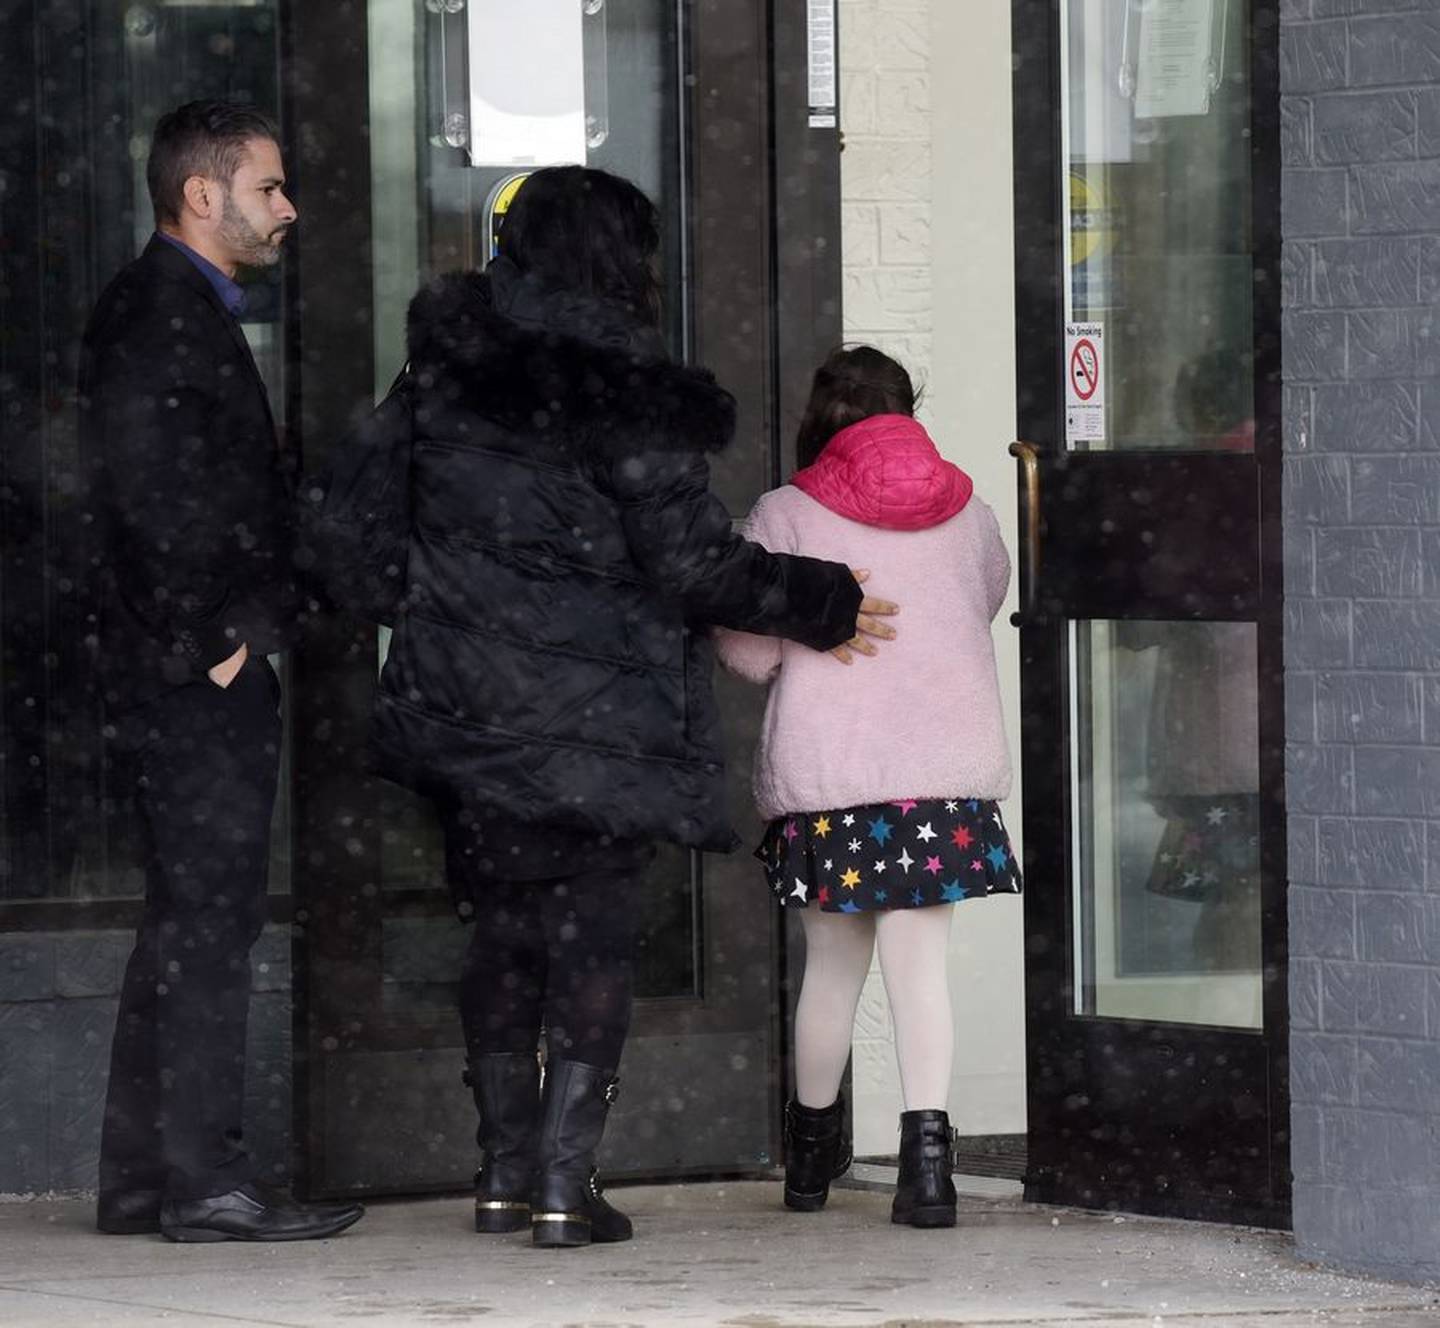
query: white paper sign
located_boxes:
[1134,0,1216,119]
[808,0,838,128]
[467,0,586,167]
[1065,322,1106,445]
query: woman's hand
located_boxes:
[831,570,899,665]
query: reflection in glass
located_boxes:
[1063,0,1254,452]
[371,0,697,1008]
[1073,620,1261,1029]
[3,0,287,904]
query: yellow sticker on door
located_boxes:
[1069,171,1117,312]
[486,172,531,261]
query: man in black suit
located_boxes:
[81,101,361,1242]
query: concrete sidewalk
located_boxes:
[1,1182,1437,1327]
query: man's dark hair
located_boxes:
[147,100,280,226]
[795,344,919,469]
[497,166,662,326]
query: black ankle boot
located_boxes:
[530,1060,632,1248]
[783,1095,853,1212]
[466,1053,540,1233]
[891,1109,957,1228]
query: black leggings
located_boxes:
[458,870,641,1070]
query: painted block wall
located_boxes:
[0,928,293,1196]
[840,0,1026,1155]
[1282,0,1440,1283]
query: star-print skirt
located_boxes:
[756,797,1023,912]
[1144,794,1260,904]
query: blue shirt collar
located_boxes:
[156,231,247,318]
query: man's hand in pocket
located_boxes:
[208,643,249,688]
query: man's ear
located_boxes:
[181,174,215,220]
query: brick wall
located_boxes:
[840,0,932,390]
[1282,0,1440,1281]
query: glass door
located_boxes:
[1012,0,1288,1224]
[288,0,840,1196]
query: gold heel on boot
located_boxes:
[474,1197,530,1234]
[531,1210,591,1248]
[466,1054,540,1235]
[530,1064,633,1249]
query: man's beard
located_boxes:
[220,193,286,268]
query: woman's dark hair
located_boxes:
[795,344,917,468]
[497,166,662,326]
[147,100,280,226]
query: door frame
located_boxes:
[1011,0,1289,1227]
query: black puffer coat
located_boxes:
[371,259,861,851]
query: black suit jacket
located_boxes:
[79,235,300,711]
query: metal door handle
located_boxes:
[1010,441,1042,627]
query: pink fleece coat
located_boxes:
[715,415,1014,821]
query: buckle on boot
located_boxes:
[602,1077,620,1105]
[783,1102,802,1147]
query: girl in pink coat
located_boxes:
[716,346,1020,1229]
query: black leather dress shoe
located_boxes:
[160,1184,365,1243]
[97,1188,163,1235]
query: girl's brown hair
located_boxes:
[794,345,917,468]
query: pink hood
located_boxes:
[791,414,973,530]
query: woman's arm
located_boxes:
[601,448,862,651]
[713,494,790,684]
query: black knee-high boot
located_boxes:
[530,1060,632,1248]
[466,1053,541,1233]
[783,1095,853,1211]
[891,1109,957,1228]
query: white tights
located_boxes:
[793,905,955,1112]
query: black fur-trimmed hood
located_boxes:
[405,260,737,455]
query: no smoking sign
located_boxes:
[1064,321,1105,444]
[1070,338,1099,401]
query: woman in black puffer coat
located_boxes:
[370,167,893,1249]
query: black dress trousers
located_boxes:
[99,657,282,1200]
